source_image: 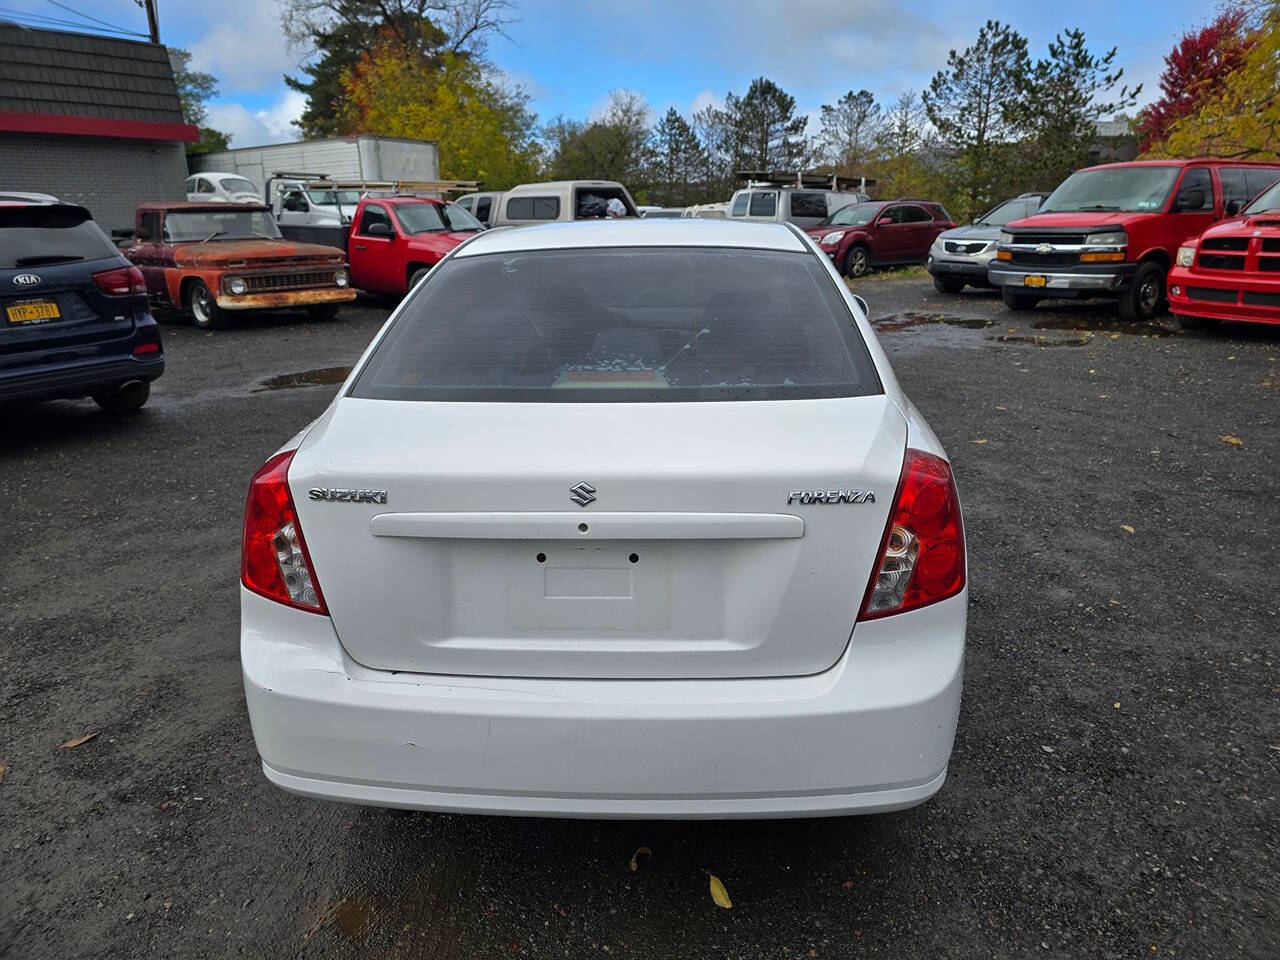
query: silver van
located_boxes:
[490,181,639,226]
[727,186,870,228]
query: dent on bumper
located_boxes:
[215,288,357,311]
[240,587,966,818]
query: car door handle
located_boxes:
[354,244,367,251]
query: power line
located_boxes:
[0,8,146,36]
[43,0,145,36]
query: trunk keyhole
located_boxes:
[629,553,639,564]
[578,523,588,534]
[536,553,547,563]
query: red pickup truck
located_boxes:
[345,196,484,295]
[990,159,1280,320]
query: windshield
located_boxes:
[1041,166,1179,213]
[220,178,259,195]
[0,206,117,269]
[308,189,362,206]
[821,203,879,227]
[1243,178,1280,214]
[163,209,282,242]
[977,197,1038,226]
[350,247,880,403]
[396,201,484,234]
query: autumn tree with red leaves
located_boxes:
[1136,10,1252,153]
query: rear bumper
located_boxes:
[241,587,966,819]
[988,262,1136,294]
[0,354,164,403]
[1167,267,1280,326]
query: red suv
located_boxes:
[990,159,1280,320]
[805,199,954,277]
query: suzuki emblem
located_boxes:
[13,274,40,287]
[569,481,597,507]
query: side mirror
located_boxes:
[283,197,308,212]
[134,226,151,241]
[851,294,869,316]
[1225,199,1243,217]
[1175,187,1206,212]
[366,221,393,237]
[877,217,893,226]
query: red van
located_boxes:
[990,159,1280,320]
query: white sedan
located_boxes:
[240,219,967,819]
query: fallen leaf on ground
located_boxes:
[59,732,98,749]
[1120,524,1135,534]
[995,405,1007,410]
[1114,702,1122,709]
[972,438,988,445]
[0,762,6,785]
[1040,745,1055,753]
[708,874,732,909]
[1227,355,1237,361]
[629,846,651,872]
[841,880,854,889]
[1220,435,1244,446]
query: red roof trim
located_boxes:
[0,111,199,143]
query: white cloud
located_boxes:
[187,0,298,93]
[206,90,305,147]
[690,89,723,115]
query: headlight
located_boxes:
[228,278,247,295]
[334,270,350,287]
[1175,245,1196,267]
[1086,231,1128,246]
[820,231,846,245]
[998,231,1014,246]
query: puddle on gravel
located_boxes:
[873,311,993,332]
[991,334,1090,348]
[332,897,377,938]
[255,366,353,391]
[1032,316,1180,337]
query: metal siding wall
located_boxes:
[0,133,186,231]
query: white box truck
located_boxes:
[188,136,440,244]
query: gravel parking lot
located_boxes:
[2,277,1276,960]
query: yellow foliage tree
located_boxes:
[343,45,541,189]
[1151,3,1280,160]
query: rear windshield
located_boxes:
[350,246,880,403]
[0,205,117,269]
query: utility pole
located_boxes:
[141,0,160,43]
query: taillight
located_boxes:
[241,450,327,614]
[92,265,147,296]
[858,449,965,620]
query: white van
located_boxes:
[727,186,869,228]
[490,181,639,226]
[184,172,264,204]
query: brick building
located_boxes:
[0,24,196,231]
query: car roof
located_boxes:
[375,196,445,206]
[455,219,808,257]
[505,180,626,192]
[1083,158,1280,171]
[138,201,268,212]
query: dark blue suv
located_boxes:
[1,202,163,413]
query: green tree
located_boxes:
[167,47,230,154]
[728,77,810,172]
[279,0,514,138]
[650,108,709,206]
[543,91,654,193]
[1009,30,1141,189]
[819,89,881,174]
[922,20,1029,219]
[343,45,540,188]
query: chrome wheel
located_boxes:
[845,247,869,278]
[188,282,224,330]
[1138,277,1160,312]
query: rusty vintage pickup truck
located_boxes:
[126,202,356,329]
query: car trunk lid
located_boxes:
[289,395,905,680]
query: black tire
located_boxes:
[186,281,225,330]
[843,245,870,278]
[1119,260,1166,321]
[1002,287,1040,311]
[1174,313,1218,330]
[933,276,966,294]
[408,267,431,290]
[92,379,150,414]
[306,303,340,322]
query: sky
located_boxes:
[2,0,1222,147]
